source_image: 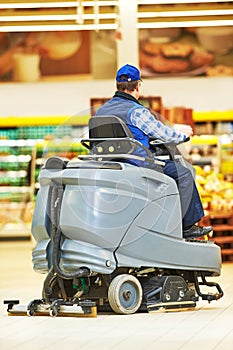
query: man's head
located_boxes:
[116,64,142,97]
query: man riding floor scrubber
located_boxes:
[6,116,223,316]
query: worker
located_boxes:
[95,64,212,239]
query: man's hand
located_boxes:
[173,123,193,138]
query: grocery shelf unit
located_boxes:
[190,135,219,171]
[0,139,36,239]
[210,211,233,262]
[220,140,233,181]
[191,111,233,178]
[90,96,163,116]
[193,111,233,136]
[0,115,90,239]
[191,111,233,176]
[200,211,233,262]
[193,111,233,261]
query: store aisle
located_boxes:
[0,240,233,350]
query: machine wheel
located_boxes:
[49,307,58,317]
[108,274,143,315]
[27,309,35,317]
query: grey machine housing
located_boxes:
[31,116,223,314]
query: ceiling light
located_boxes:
[137,19,233,28]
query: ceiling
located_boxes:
[0,0,232,32]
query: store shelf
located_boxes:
[0,139,84,239]
[213,225,233,232]
[0,139,35,239]
[209,210,233,262]
[193,110,233,138]
[189,135,219,171]
[221,248,233,256]
[193,110,233,122]
[210,211,233,220]
[0,132,90,239]
[191,135,218,146]
[213,236,233,244]
[0,115,90,127]
[189,134,233,176]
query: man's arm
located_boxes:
[130,107,190,144]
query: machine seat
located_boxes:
[79,115,164,170]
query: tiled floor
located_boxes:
[0,240,233,350]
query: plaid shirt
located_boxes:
[130,107,186,144]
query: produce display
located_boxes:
[194,165,233,211]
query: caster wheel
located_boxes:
[27,309,35,317]
[49,307,58,317]
[108,274,142,315]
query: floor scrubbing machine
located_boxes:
[7,116,223,317]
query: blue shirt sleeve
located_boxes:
[130,107,187,144]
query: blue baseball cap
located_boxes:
[116,64,141,82]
